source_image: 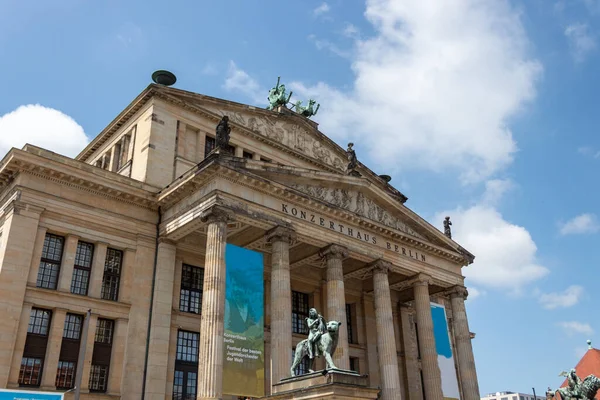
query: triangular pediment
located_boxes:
[238,162,460,252]
[155,86,349,174]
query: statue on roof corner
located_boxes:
[443,216,452,239]
[267,77,293,110]
[215,115,231,150]
[294,99,320,118]
[550,369,600,400]
[346,143,359,175]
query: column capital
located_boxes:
[200,205,234,224]
[265,225,296,244]
[447,285,468,300]
[413,273,433,287]
[319,244,348,261]
[369,259,391,275]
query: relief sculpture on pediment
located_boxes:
[289,183,424,239]
[214,108,345,171]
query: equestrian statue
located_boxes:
[548,369,600,400]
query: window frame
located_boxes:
[89,364,109,392]
[55,360,76,389]
[18,357,43,387]
[174,330,200,399]
[292,291,309,335]
[70,241,94,296]
[179,264,204,314]
[36,233,64,290]
[101,248,123,301]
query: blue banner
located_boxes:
[0,389,64,400]
[431,303,461,400]
[223,244,265,398]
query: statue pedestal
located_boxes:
[263,369,380,400]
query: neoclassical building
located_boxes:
[0,80,480,400]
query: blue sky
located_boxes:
[1,0,598,395]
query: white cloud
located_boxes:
[343,23,360,39]
[578,146,600,158]
[290,0,542,183]
[308,34,352,58]
[481,178,514,206]
[565,23,596,62]
[0,104,89,158]
[559,213,600,235]
[223,61,264,104]
[557,321,594,336]
[313,2,330,16]
[435,204,548,293]
[538,285,585,309]
[466,286,485,300]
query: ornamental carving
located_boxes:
[289,183,424,239]
[212,108,345,172]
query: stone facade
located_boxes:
[0,84,480,400]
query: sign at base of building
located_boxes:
[0,389,64,400]
[223,244,265,398]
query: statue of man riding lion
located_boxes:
[547,369,600,400]
[290,307,342,377]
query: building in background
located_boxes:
[0,77,480,400]
[482,391,546,400]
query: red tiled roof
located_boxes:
[559,348,600,400]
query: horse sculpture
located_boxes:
[294,99,320,118]
[553,375,600,400]
[290,320,341,377]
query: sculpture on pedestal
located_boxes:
[443,216,452,239]
[549,369,600,400]
[267,77,293,110]
[346,143,358,175]
[290,308,341,377]
[215,116,231,151]
[294,99,320,118]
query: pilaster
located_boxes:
[7,303,33,385]
[88,243,108,299]
[57,235,80,292]
[79,313,99,393]
[40,308,67,389]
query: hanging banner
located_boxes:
[223,244,265,398]
[0,389,64,400]
[431,303,461,400]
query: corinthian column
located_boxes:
[413,274,443,400]
[266,226,296,387]
[449,286,480,400]
[197,206,232,400]
[371,260,401,400]
[320,244,349,370]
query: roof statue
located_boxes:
[444,216,452,239]
[215,115,232,152]
[267,76,293,110]
[294,99,320,118]
[346,142,360,176]
[290,307,341,377]
[549,369,600,400]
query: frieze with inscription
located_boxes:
[281,202,427,263]
[289,183,424,239]
[212,108,346,172]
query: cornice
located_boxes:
[0,148,158,210]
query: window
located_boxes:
[180,264,204,314]
[346,304,356,344]
[242,151,253,160]
[63,314,82,340]
[501,397,508,400]
[520,396,525,400]
[176,331,200,363]
[89,365,109,392]
[95,319,114,344]
[90,319,114,393]
[28,308,52,335]
[101,248,122,301]
[174,330,200,400]
[19,357,43,386]
[21,309,52,387]
[205,136,216,157]
[291,348,311,376]
[349,357,359,373]
[36,234,64,289]
[292,291,309,335]
[55,361,76,389]
[71,241,94,295]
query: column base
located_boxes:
[264,369,379,399]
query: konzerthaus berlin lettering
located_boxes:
[0,79,480,400]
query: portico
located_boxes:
[146,152,479,400]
